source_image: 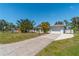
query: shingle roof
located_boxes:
[50,24,64,27]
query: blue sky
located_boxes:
[0,3,79,25]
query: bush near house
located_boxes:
[41,22,50,33]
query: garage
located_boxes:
[50,24,64,34]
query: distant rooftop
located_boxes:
[50,24,64,27]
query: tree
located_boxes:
[17,19,35,33]
[71,17,79,32]
[41,22,50,33]
[7,23,16,32]
[55,21,63,25]
[0,19,17,32]
[0,19,8,31]
[64,20,69,29]
[0,19,16,32]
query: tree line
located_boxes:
[0,16,79,33]
[0,19,16,32]
[0,19,50,33]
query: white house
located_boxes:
[49,24,73,34]
[35,24,73,34]
[49,24,64,34]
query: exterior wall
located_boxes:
[49,30,64,34]
[64,30,74,34]
[35,29,44,33]
[51,26,64,31]
[50,25,64,34]
[49,29,74,34]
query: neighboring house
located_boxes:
[35,27,43,33]
[11,28,21,33]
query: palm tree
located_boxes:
[64,20,69,29]
[17,19,35,33]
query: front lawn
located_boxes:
[36,33,79,56]
[0,32,42,44]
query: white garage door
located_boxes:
[50,30,64,34]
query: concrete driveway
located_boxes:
[0,33,59,56]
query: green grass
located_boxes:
[0,32,42,44]
[36,33,79,56]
